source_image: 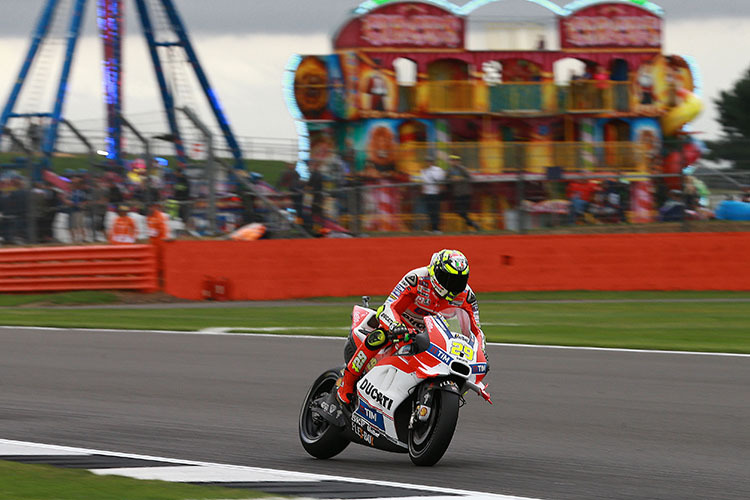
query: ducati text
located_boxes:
[359,378,394,411]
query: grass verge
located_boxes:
[309,290,750,303]
[0,294,748,353]
[0,460,266,500]
[0,291,120,307]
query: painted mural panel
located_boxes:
[334,2,465,50]
[350,118,435,175]
[632,54,698,122]
[631,117,662,172]
[358,57,398,115]
[293,55,347,120]
[560,3,662,49]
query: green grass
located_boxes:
[479,301,750,353]
[311,290,750,303]
[0,151,287,185]
[0,294,748,353]
[243,159,287,185]
[0,460,266,500]
[0,291,120,307]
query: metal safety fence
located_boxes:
[279,168,750,236]
[0,167,748,245]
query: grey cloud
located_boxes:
[2,0,749,38]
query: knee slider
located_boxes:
[365,329,388,350]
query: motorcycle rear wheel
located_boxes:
[408,389,459,466]
[299,367,351,459]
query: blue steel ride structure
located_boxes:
[0,0,245,178]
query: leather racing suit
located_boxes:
[337,266,485,404]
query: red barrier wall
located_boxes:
[0,245,158,293]
[162,233,750,300]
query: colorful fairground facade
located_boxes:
[285,0,703,228]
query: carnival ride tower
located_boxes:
[0,0,244,176]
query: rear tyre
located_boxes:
[299,367,350,459]
[408,389,459,466]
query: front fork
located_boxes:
[409,379,460,429]
[410,388,433,428]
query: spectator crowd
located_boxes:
[0,166,188,246]
[1,157,748,246]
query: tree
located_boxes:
[706,65,750,170]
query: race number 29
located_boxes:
[450,341,474,360]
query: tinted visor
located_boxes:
[436,269,468,296]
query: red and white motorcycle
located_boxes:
[299,299,491,466]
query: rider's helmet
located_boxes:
[428,249,469,301]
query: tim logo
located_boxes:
[428,344,452,365]
[471,363,487,374]
[355,399,384,430]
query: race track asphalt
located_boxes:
[0,327,748,499]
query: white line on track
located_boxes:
[1,325,749,357]
[0,438,537,500]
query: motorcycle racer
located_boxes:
[318,249,486,427]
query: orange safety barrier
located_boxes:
[161,233,750,301]
[0,245,158,293]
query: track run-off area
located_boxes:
[1,323,748,499]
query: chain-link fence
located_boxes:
[2,168,749,245]
[2,122,750,244]
[288,166,750,237]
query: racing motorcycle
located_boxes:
[299,298,491,466]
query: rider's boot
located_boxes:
[336,367,358,405]
[314,383,349,428]
[314,365,364,428]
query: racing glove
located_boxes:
[390,323,411,342]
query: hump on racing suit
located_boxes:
[378,267,485,348]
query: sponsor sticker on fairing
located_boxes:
[355,399,385,431]
[471,363,488,374]
[427,344,452,365]
[351,351,368,373]
[350,420,376,446]
[359,378,394,411]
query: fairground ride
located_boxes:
[0,0,245,179]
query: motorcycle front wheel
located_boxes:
[408,389,459,466]
[299,367,350,459]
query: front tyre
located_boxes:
[299,368,350,459]
[408,389,460,466]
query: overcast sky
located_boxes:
[1,0,749,151]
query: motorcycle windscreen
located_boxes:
[438,307,472,338]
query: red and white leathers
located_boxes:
[337,267,485,403]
